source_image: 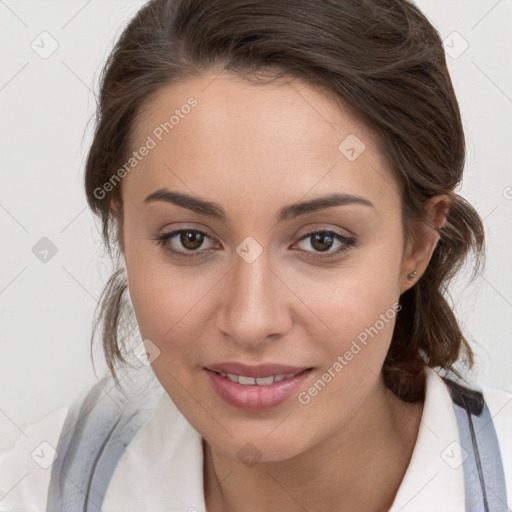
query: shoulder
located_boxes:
[481,382,512,416]
[0,372,155,511]
[468,380,512,439]
[0,405,69,511]
[482,383,512,505]
[0,372,163,512]
[442,373,512,439]
[480,383,512,458]
[457,378,512,505]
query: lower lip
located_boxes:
[204,368,313,411]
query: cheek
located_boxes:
[279,225,404,405]
[284,227,403,341]
[285,275,399,389]
[126,261,213,344]
[122,212,208,339]
[126,263,214,404]
[124,245,228,391]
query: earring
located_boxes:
[407,270,418,280]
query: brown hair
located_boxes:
[85,0,485,402]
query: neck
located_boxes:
[203,376,424,512]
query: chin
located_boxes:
[204,425,316,466]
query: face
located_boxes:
[119,71,415,462]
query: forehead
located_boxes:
[123,72,399,212]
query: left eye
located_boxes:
[293,230,356,257]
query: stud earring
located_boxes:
[407,270,418,280]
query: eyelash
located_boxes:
[151,228,357,261]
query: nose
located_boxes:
[215,249,292,349]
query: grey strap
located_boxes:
[444,377,508,511]
[47,370,162,512]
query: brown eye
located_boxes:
[152,228,217,259]
[180,230,205,250]
[294,229,357,260]
[310,232,335,252]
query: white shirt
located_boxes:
[1,367,511,511]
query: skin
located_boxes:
[115,71,448,512]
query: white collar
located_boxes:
[389,366,465,511]
[102,367,465,512]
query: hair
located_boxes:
[84,0,485,402]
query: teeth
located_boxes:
[255,376,275,385]
[218,371,302,385]
[238,375,256,385]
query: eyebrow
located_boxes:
[143,188,374,223]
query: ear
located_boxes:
[399,195,450,294]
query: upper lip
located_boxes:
[205,362,312,378]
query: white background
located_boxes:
[1,0,511,452]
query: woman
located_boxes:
[1,0,510,510]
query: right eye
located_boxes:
[151,228,219,259]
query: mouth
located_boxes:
[208,369,308,386]
[204,361,312,379]
[203,365,314,411]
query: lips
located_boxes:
[204,366,313,410]
[205,362,311,379]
